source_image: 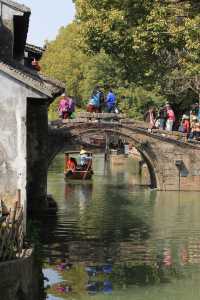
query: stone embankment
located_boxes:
[0,249,43,300]
[0,201,43,300]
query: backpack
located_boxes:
[92,93,100,107]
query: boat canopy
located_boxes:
[64,151,93,155]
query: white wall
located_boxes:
[0,71,43,215]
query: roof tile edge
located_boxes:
[0,60,65,98]
[0,0,31,13]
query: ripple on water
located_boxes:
[41,154,200,300]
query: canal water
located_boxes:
[41,153,200,300]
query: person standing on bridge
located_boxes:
[157,106,167,130]
[106,89,116,113]
[144,107,156,130]
[58,94,75,119]
[87,86,102,113]
[165,103,175,131]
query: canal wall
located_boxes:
[0,249,43,300]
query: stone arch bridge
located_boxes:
[48,113,200,192]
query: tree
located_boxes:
[42,1,200,120]
[74,0,200,107]
[41,22,87,103]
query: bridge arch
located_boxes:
[48,119,200,192]
[72,127,158,189]
[48,125,160,189]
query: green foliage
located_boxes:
[41,0,200,119]
[74,0,200,103]
[117,86,166,119]
[41,22,87,104]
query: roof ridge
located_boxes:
[0,0,31,13]
[25,43,44,53]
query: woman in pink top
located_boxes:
[58,94,75,119]
[58,94,70,119]
[166,104,175,131]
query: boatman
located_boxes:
[80,148,88,167]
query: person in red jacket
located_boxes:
[64,154,77,174]
[166,103,175,131]
[182,115,190,134]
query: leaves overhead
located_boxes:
[42,0,200,118]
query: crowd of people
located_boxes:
[144,102,175,131]
[145,102,200,141]
[87,86,118,113]
[58,91,200,142]
[58,86,118,119]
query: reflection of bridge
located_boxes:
[48,113,200,192]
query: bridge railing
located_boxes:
[49,113,200,147]
[49,112,147,128]
[76,112,127,119]
[152,128,188,141]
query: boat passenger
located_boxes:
[64,153,77,174]
[68,157,77,172]
[64,153,70,173]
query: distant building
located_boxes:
[0,0,64,214]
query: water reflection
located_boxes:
[42,153,200,299]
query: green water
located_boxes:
[42,153,200,300]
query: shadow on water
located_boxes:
[35,153,200,300]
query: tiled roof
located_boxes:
[25,43,44,56]
[0,0,31,13]
[0,60,65,98]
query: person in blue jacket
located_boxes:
[87,86,103,113]
[106,89,116,113]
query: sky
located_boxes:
[19,0,75,47]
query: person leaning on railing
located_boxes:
[188,116,200,140]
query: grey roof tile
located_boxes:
[25,43,44,56]
[0,0,31,13]
[0,59,65,98]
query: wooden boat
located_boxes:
[64,151,93,180]
[65,168,93,180]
